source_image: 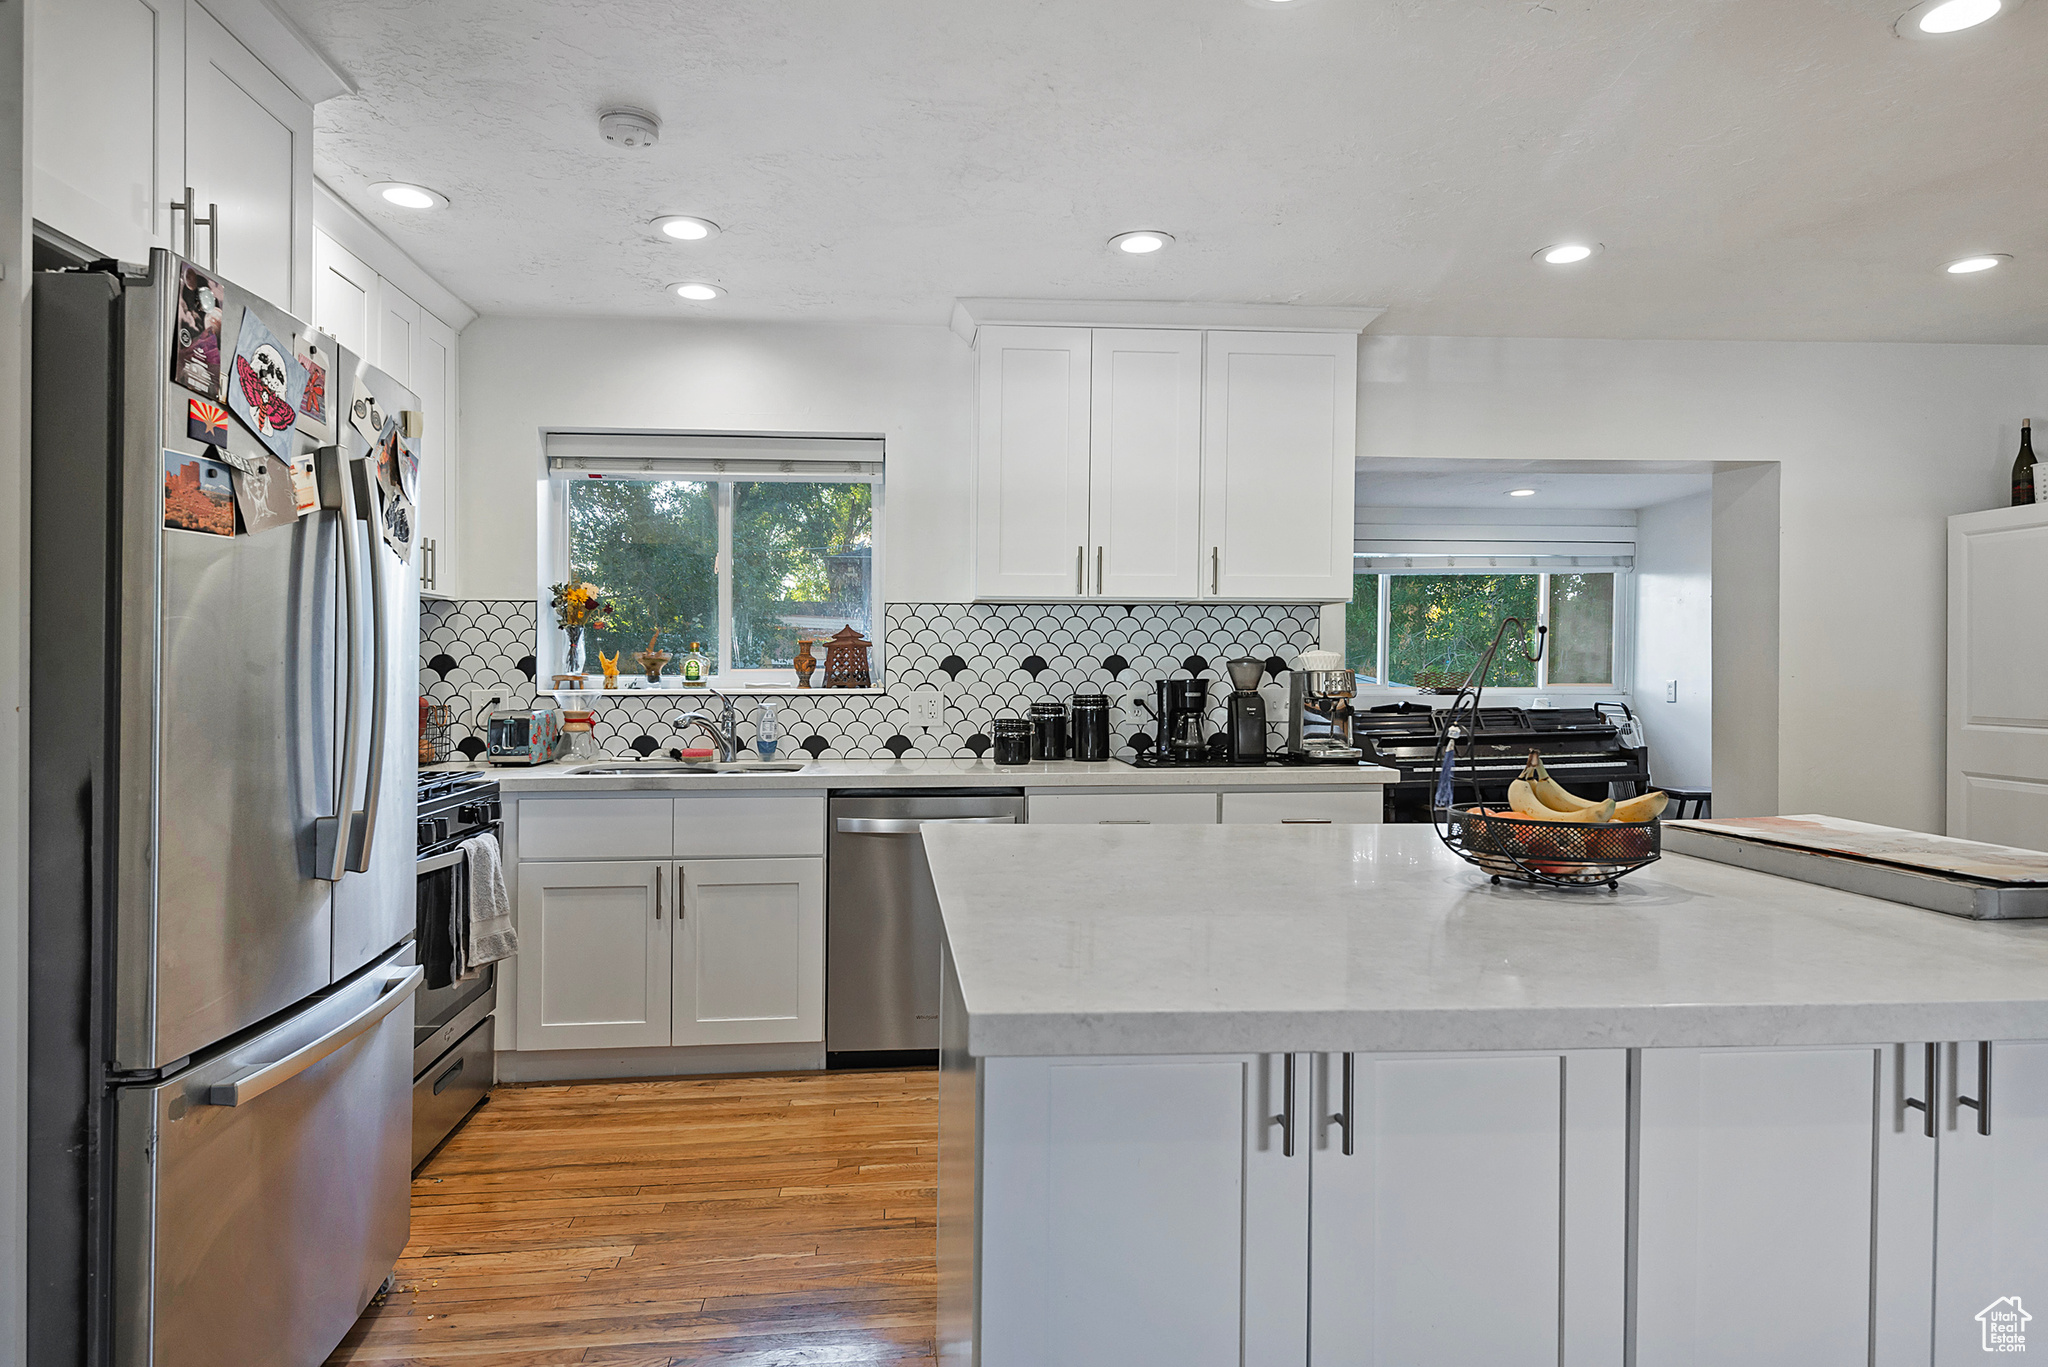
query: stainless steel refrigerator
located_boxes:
[28,249,421,1366]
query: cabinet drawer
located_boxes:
[1220,790,1382,825]
[1027,792,1218,825]
[674,795,826,858]
[517,797,673,860]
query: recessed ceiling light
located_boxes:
[369,182,447,210]
[1946,254,2010,274]
[669,282,725,301]
[1897,0,2012,35]
[653,215,720,241]
[1536,243,1599,265]
[1508,488,1538,497]
[1110,231,1173,255]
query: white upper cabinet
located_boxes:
[32,0,184,265]
[33,0,316,314]
[312,231,375,362]
[412,310,459,596]
[376,280,421,388]
[973,323,1358,602]
[975,327,1094,598]
[1090,329,1203,599]
[1200,330,1357,601]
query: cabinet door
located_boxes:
[1200,331,1357,601]
[32,0,183,263]
[978,1053,1309,1367]
[975,326,1094,598]
[1024,791,1218,825]
[1309,1051,1625,1367]
[514,861,671,1051]
[1220,789,1382,825]
[412,309,458,596]
[185,2,312,311]
[1934,1039,2048,1364]
[1635,1045,1936,1367]
[1089,328,1202,598]
[1947,508,2048,848]
[312,230,375,365]
[672,858,824,1046]
[376,281,420,388]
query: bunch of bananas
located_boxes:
[1504,753,1668,825]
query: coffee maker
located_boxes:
[1286,653,1362,761]
[1154,677,1211,762]
[1224,658,1267,763]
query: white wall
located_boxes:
[1632,491,1712,792]
[1360,335,2048,832]
[458,316,974,603]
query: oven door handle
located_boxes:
[417,847,468,875]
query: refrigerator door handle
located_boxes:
[347,456,391,874]
[203,965,424,1106]
[315,445,365,881]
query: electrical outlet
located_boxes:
[1665,679,1679,704]
[464,685,508,729]
[908,687,946,728]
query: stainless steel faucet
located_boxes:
[668,688,738,761]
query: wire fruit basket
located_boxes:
[1436,805,1661,890]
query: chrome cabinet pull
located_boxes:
[1904,1041,1937,1138]
[1957,1040,1992,1136]
[655,866,663,920]
[1281,819,1332,825]
[1270,1054,1297,1158]
[172,187,195,258]
[1095,546,1103,594]
[1329,1051,1355,1156]
[1076,545,1085,594]
[1211,546,1219,594]
[199,201,218,271]
[1098,818,1150,825]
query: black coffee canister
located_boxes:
[991,717,1032,766]
[1070,692,1112,761]
[1027,700,1068,761]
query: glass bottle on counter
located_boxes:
[681,642,707,687]
[2014,418,2037,506]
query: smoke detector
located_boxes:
[598,109,660,150]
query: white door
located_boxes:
[977,1053,1309,1367]
[1308,1051,1625,1367]
[1934,1039,2048,1364]
[671,858,824,1046]
[1635,1045,1936,1367]
[975,326,1094,598]
[1947,505,2048,849]
[31,0,184,263]
[311,230,375,365]
[412,309,458,596]
[185,1,312,310]
[1089,329,1202,599]
[1200,331,1357,601]
[514,861,671,1051]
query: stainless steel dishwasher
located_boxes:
[827,791,1026,1065]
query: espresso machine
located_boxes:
[1224,658,1267,763]
[1286,652,1363,761]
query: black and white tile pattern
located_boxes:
[421,600,1323,762]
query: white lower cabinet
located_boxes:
[1933,1040,2048,1364]
[977,1050,1625,1367]
[1025,791,1218,825]
[672,857,825,1047]
[515,860,671,1051]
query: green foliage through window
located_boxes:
[1346,567,1619,689]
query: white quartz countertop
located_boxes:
[440,756,1397,793]
[921,823,2048,1058]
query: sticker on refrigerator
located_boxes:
[375,420,405,499]
[295,336,330,434]
[162,449,236,537]
[380,488,415,562]
[397,437,420,503]
[227,308,306,463]
[232,455,300,535]
[187,398,230,446]
[171,264,226,399]
[289,455,320,517]
[348,390,387,446]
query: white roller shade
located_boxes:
[546,431,884,481]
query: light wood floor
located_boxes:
[326,1068,940,1367]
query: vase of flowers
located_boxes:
[549,578,613,679]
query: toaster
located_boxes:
[486,707,565,765]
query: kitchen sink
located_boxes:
[567,759,809,775]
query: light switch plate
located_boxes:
[908,687,946,727]
[1665,679,1679,703]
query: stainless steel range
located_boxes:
[413,771,502,1166]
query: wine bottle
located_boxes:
[2015,418,2038,507]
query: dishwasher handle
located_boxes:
[835,815,1018,835]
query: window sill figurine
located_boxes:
[598,649,621,690]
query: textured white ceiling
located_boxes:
[283,0,2048,340]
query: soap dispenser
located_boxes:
[751,699,781,760]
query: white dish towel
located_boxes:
[461,831,517,973]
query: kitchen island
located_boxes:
[924,823,2048,1367]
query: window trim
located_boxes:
[1349,562,1632,700]
[541,467,886,689]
